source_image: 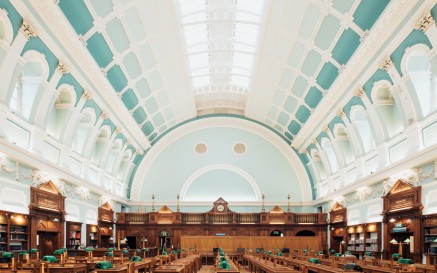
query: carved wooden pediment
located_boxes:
[38,180,62,195]
[387,179,413,195]
[100,202,113,211]
[269,206,285,214]
[331,202,345,211]
[157,205,173,214]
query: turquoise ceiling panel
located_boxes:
[106,18,130,53]
[142,121,154,136]
[279,69,294,88]
[278,112,289,126]
[140,44,155,69]
[83,100,102,121]
[291,76,308,97]
[86,32,113,68]
[284,132,293,141]
[150,70,163,89]
[123,52,142,78]
[59,0,94,35]
[273,90,285,106]
[145,97,159,114]
[284,96,298,113]
[331,29,360,65]
[0,0,22,40]
[106,64,128,92]
[157,91,169,106]
[149,132,158,142]
[89,0,113,18]
[302,50,322,77]
[316,131,329,143]
[304,87,323,109]
[125,8,146,42]
[432,3,437,22]
[56,74,84,106]
[287,120,301,135]
[121,89,139,110]
[164,108,174,120]
[296,105,311,124]
[274,124,282,131]
[298,5,320,39]
[332,0,354,14]
[363,69,393,102]
[268,107,278,119]
[314,14,340,50]
[353,0,390,31]
[316,62,339,90]
[135,78,152,98]
[133,107,147,124]
[328,116,345,132]
[287,41,305,68]
[391,29,432,76]
[153,113,164,126]
[22,36,58,80]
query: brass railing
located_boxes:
[125,213,149,223]
[294,213,318,223]
[236,213,260,223]
[181,213,206,223]
[208,213,233,223]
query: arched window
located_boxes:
[46,85,76,139]
[105,139,122,175]
[91,126,111,165]
[404,46,437,118]
[9,79,21,112]
[321,138,338,173]
[371,82,404,138]
[333,124,354,164]
[350,106,375,154]
[116,149,133,180]
[73,108,96,154]
[311,149,327,181]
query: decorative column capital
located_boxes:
[56,60,69,75]
[336,109,345,118]
[100,111,108,120]
[322,124,329,132]
[414,10,435,33]
[312,139,318,145]
[379,55,394,72]
[20,19,37,40]
[114,127,121,134]
[81,90,91,101]
[354,86,365,98]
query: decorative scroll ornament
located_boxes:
[356,187,370,202]
[81,90,91,101]
[56,61,69,75]
[31,171,65,195]
[74,186,90,200]
[355,87,365,98]
[379,56,394,72]
[336,109,345,118]
[382,169,420,195]
[414,10,435,32]
[19,20,37,40]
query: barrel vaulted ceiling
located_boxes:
[51,0,390,150]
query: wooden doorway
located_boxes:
[38,232,58,257]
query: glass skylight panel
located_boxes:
[179,0,265,92]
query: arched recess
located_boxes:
[371,80,405,139]
[401,44,437,119]
[0,11,13,64]
[46,84,76,139]
[333,124,354,165]
[9,50,49,120]
[320,138,338,174]
[91,126,111,165]
[72,107,96,154]
[295,230,316,236]
[105,138,123,175]
[310,149,327,182]
[350,106,375,154]
[116,149,133,181]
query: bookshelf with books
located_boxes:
[0,211,29,252]
[0,213,7,252]
[66,221,82,249]
[346,223,381,257]
[87,224,99,248]
[422,214,437,265]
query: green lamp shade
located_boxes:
[122,250,129,254]
[171,250,176,254]
[136,249,141,253]
[2,252,13,258]
[316,251,323,255]
[334,253,343,257]
[85,247,93,252]
[42,256,58,263]
[344,251,352,255]
[330,249,336,253]
[108,248,114,251]
[268,250,272,254]
[219,257,226,262]
[162,251,168,255]
[364,252,372,256]
[95,261,113,269]
[105,252,114,257]
[145,248,150,252]
[219,261,230,269]
[61,248,67,252]
[398,259,414,264]
[343,263,363,272]
[277,252,283,256]
[256,249,261,253]
[308,258,321,264]
[53,249,64,255]
[130,256,142,262]
[392,253,402,258]
[30,249,38,253]
[19,251,28,255]
[303,249,308,253]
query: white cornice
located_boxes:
[0,138,130,206]
[13,1,150,152]
[292,0,430,150]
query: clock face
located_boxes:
[217,205,225,212]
